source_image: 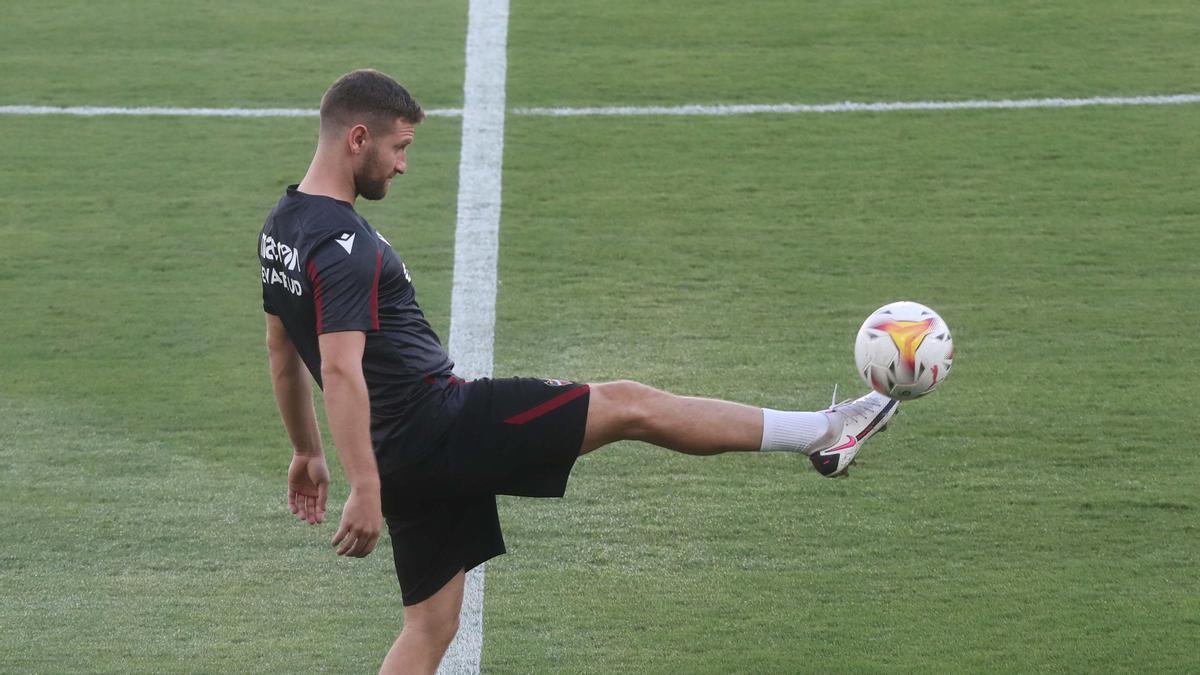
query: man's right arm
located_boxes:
[300,228,384,557]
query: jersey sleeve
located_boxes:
[260,240,280,315]
[305,229,382,334]
[262,278,280,314]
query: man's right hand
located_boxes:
[287,454,330,524]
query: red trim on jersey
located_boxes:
[503,384,590,425]
[370,247,382,330]
[424,374,467,386]
[307,259,325,333]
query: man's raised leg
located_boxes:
[580,380,898,476]
[380,569,466,675]
[581,380,782,455]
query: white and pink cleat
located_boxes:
[809,390,898,477]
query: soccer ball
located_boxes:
[854,301,954,400]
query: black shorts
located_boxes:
[379,377,591,606]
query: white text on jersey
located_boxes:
[260,234,299,271]
[262,266,303,296]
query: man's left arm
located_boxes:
[266,313,330,524]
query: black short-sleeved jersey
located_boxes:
[260,185,458,471]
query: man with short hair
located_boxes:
[260,68,897,674]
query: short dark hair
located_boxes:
[319,69,425,135]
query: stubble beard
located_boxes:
[354,147,391,201]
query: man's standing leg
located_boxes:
[380,570,466,675]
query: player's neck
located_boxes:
[297,153,357,206]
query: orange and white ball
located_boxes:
[855,301,954,400]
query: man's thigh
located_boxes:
[379,376,591,604]
[431,376,591,497]
[382,494,503,607]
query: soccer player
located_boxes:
[260,69,898,674]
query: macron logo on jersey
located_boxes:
[335,232,356,254]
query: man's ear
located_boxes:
[347,124,369,154]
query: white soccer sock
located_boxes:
[759,409,832,455]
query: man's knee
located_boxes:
[402,604,460,647]
[596,379,649,401]
[590,379,662,437]
[400,572,464,648]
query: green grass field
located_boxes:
[2,1,1198,672]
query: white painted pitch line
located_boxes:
[3,93,1200,119]
[441,0,509,672]
[0,105,462,118]
[512,93,1200,116]
[0,105,319,118]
